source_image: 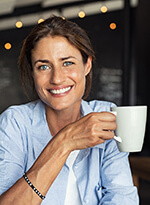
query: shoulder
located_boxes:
[81,100,117,113]
[0,100,43,125]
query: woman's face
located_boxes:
[31,35,92,112]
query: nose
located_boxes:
[50,68,65,84]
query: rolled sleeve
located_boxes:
[0,109,26,195]
[100,140,139,204]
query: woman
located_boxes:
[0,16,138,204]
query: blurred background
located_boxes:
[0,0,150,204]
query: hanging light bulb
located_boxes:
[38,18,44,24]
[101,6,108,13]
[78,11,85,18]
[16,21,23,28]
[4,42,12,50]
[110,22,117,30]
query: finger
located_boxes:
[90,112,116,122]
[98,130,115,140]
[92,121,117,133]
[102,121,117,131]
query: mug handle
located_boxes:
[114,135,122,143]
[110,110,122,143]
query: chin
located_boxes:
[44,100,70,111]
[39,91,83,112]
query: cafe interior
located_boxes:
[0,0,150,204]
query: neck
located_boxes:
[45,104,81,137]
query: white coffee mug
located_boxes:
[110,106,147,152]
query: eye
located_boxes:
[38,65,50,70]
[63,61,74,67]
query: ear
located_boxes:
[85,56,92,76]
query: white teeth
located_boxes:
[50,86,71,94]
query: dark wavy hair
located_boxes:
[18,15,95,100]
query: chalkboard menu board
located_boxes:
[0,56,28,113]
[91,66,122,106]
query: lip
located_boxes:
[47,85,73,97]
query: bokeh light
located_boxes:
[78,11,85,18]
[4,42,12,50]
[38,18,44,24]
[101,6,108,13]
[110,22,117,30]
[16,21,23,28]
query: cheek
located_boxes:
[69,70,86,92]
[33,73,48,88]
[33,75,48,98]
[33,75,40,89]
[68,67,86,81]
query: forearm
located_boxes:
[100,186,139,205]
[0,111,117,204]
[100,140,139,204]
[27,136,70,200]
[0,136,70,205]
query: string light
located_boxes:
[101,6,108,13]
[109,22,117,30]
[78,11,85,18]
[16,21,23,28]
[4,42,12,50]
[38,18,44,24]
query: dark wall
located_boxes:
[74,11,124,105]
[0,27,32,112]
[135,0,150,155]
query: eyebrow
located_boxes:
[34,59,49,66]
[61,56,76,61]
[34,56,76,66]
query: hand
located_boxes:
[56,112,117,152]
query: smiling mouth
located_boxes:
[49,86,72,94]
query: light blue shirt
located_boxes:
[0,100,139,204]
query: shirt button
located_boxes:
[85,199,89,203]
[74,165,78,169]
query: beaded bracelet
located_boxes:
[23,173,45,200]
